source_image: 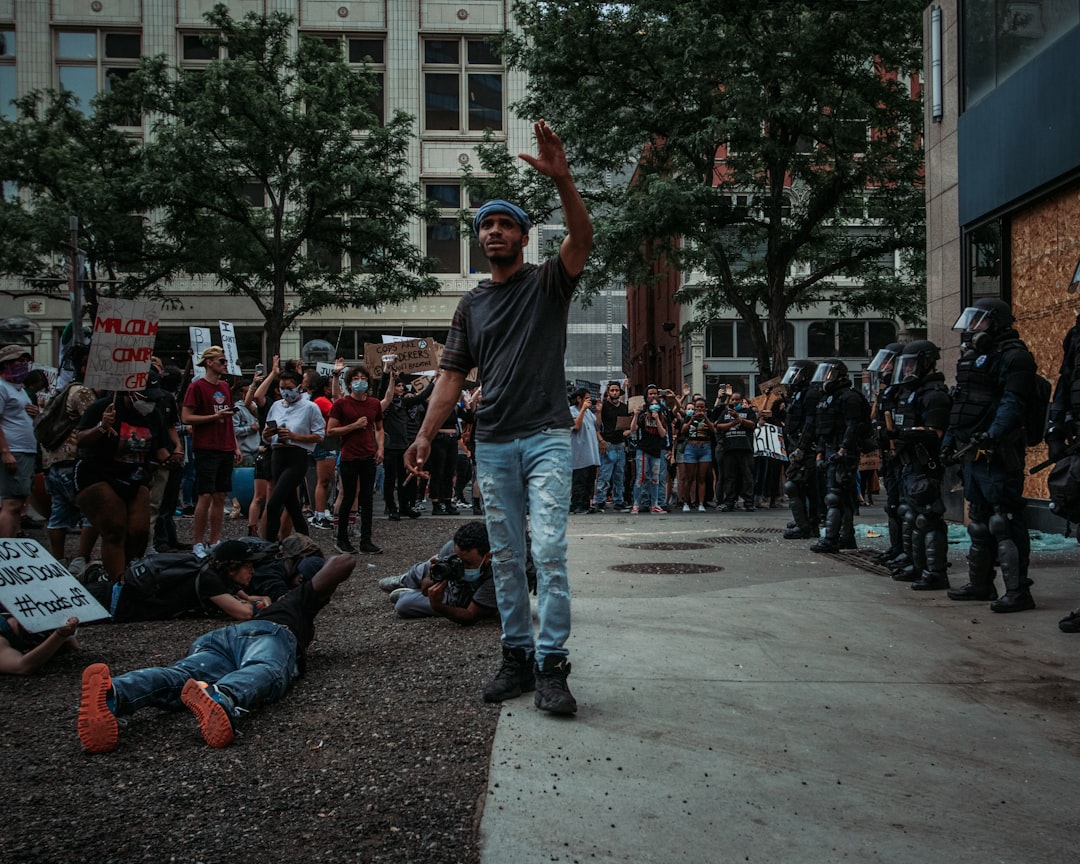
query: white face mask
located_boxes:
[132,397,155,416]
[280,388,302,404]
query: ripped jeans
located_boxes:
[475,428,572,667]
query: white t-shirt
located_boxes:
[266,398,325,454]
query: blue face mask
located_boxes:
[462,567,483,583]
[351,380,369,394]
[280,388,302,404]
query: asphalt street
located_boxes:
[478,505,1080,864]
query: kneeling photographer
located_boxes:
[379,521,499,624]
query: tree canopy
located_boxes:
[478,0,926,376]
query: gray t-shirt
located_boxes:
[440,258,577,443]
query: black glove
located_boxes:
[940,445,956,465]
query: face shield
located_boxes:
[952,307,992,333]
[893,354,921,386]
[780,365,807,387]
[867,348,898,377]
[811,362,844,388]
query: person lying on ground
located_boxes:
[0,614,79,675]
[77,552,356,752]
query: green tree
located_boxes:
[0,89,148,309]
[116,5,438,356]
[481,0,926,377]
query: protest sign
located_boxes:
[574,379,601,401]
[753,423,787,459]
[0,539,110,632]
[363,337,438,376]
[627,395,645,413]
[84,297,160,392]
[218,321,242,376]
[189,326,212,380]
[859,451,881,472]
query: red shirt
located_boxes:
[329,395,383,461]
[183,376,236,452]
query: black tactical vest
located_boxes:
[949,349,1000,431]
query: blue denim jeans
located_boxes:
[593,443,626,506]
[633,451,664,508]
[475,428,572,666]
[110,621,298,715]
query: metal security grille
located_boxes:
[698,536,771,545]
[619,542,712,551]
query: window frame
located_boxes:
[0,28,15,122]
[55,28,142,123]
[424,180,488,276]
[421,36,504,135]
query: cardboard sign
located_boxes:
[627,395,645,414]
[84,297,160,392]
[0,539,110,632]
[189,326,212,380]
[859,451,881,472]
[753,423,787,459]
[218,320,242,376]
[363,337,438,375]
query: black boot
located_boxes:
[810,537,839,553]
[483,646,536,702]
[947,581,998,601]
[912,570,950,591]
[533,655,577,715]
[990,589,1036,613]
[891,565,917,582]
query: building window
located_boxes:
[704,320,794,359]
[425,181,487,275]
[423,37,503,133]
[56,30,141,120]
[963,1,1080,110]
[966,219,1007,302]
[808,319,898,359]
[302,34,386,126]
[1,29,14,121]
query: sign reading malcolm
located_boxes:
[85,297,160,392]
[363,337,439,376]
[0,539,110,632]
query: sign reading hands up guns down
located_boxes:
[0,539,109,632]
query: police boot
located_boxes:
[784,489,815,539]
[810,495,842,553]
[988,512,1035,613]
[947,519,998,600]
[913,518,950,590]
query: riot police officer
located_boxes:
[866,343,908,564]
[1045,312,1080,462]
[889,341,952,590]
[810,359,871,553]
[942,297,1038,612]
[780,359,820,540]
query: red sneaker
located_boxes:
[78,663,119,754]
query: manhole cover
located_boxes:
[698,536,771,545]
[620,542,712,551]
[731,527,786,535]
[611,563,723,575]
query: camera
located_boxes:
[429,554,466,583]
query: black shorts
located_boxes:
[194,449,234,495]
[253,449,273,481]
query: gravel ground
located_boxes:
[2,511,502,864]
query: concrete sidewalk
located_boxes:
[478,506,1080,864]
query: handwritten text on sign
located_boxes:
[363,337,438,376]
[85,297,160,392]
[0,539,110,632]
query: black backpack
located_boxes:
[1048,454,1080,523]
[1024,373,1052,446]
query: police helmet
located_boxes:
[867,342,904,378]
[811,358,849,393]
[780,358,817,390]
[952,297,1014,335]
[894,339,940,385]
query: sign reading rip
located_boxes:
[0,539,110,632]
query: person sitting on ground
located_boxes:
[378,521,499,624]
[0,613,79,675]
[77,552,357,752]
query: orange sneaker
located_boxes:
[180,679,235,748]
[78,663,119,754]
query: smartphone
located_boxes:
[255,363,264,376]
[265,420,277,430]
